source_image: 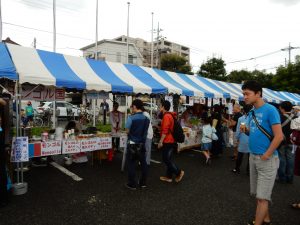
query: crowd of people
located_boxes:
[122,81,300,225]
[1,80,300,225]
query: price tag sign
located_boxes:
[80,138,99,152]
[11,137,29,162]
[41,140,61,156]
[62,140,81,154]
[97,137,112,150]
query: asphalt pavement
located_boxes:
[0,149,299,225]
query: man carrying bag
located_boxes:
[125,99,150,190]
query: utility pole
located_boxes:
[95,0,99,61]
[155,22,163,68]
[281,42,300,65]
[151,12,154,68]
[126,2,130,64]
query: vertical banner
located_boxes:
[11,137,29,162]
[120,136,127,148]
[207,98,212,107]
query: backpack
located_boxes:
[290,130,300,146]
[166,113,185,143]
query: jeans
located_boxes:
[235,152,249,173]
[112,137,120,151]
[278,144,295,183]
[126,144,148,187]
[162,143,180,178]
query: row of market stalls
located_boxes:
[1,41,300,194]
[2,43,300,104]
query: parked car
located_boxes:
[37,101,80,118]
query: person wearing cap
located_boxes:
[125,99,150,190]
[25,101,34,127]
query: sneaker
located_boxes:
[231,169,240,174]
[247,220,272,225]
[175,170,185,183]
[139,183,147,188]
[206,158,211,165]
[160,176,172,183]
[125,183,137,191]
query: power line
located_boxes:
[227,50,282,64]
[3,21,94,41]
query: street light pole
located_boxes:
[126,2,130,64]
[151,12,154,68]
[95,0,98,61]
[52,0,56,129]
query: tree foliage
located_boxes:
[272,63,300,93]
[160,54,192,74]
[198,57,227,81]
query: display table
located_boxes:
[178,127,202,152]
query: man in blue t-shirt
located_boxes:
[242,81,283,225]
[125,99,149,190]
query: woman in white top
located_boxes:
[201,117,216,165]
[143,110,153,165]
[110,102,123,151]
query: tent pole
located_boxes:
[150,97,153,119]
[14,81,20,184]
[93,98,96,127]
[125,95,128,125]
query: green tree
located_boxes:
[226,70,254,83]
[272,62,300,93]
[198,57,226,81]
[160,54,192,74]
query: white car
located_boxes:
[37,101,80,118]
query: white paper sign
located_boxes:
[120,136,127,148]
[227,103,233,115]
[11,137,29,162]
[62,140,81,154]
[41,140,62,156]
[80,138,99,152]
[207,98,212,106]
[200,98,206,104]
[213,98,220,105]
[97,137,112,150]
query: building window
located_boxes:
[116,52,121,62]
[128,54,134,64]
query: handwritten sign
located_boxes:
[80,138,99,152]
[41,140,61,156]
[11,137,29,162]
[120,136,127,148]
[97,137,112,150]
[62,140,81,154]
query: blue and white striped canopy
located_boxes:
[1,42,300,104]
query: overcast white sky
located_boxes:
[1,0,300,73]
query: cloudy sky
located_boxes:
[1,0,300,73]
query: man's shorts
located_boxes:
[249,154,279,201]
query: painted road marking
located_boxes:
[150,159,161,164]
[192,149,202,153]
[50,162,83,181]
